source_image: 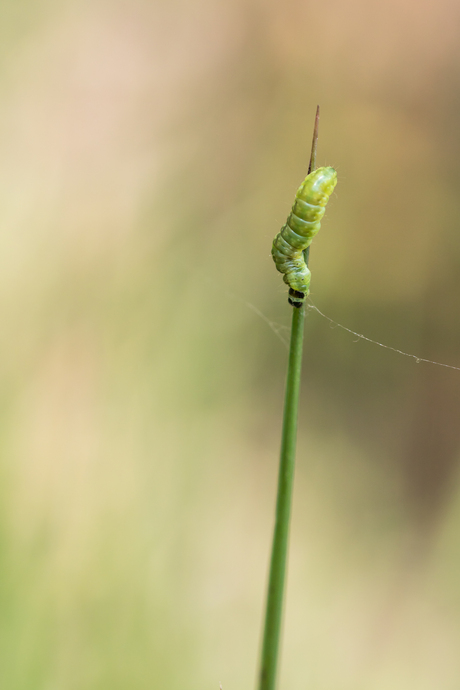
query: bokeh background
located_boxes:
[2,0,460,688]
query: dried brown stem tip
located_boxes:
[308,105,320,174]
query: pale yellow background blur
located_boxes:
[2,1,460,688]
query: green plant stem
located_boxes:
[258,105,320,690]
[258,303,305,690]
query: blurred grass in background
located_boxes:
[1,0,460,688]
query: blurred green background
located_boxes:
[2,0,460,688]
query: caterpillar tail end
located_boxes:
[288,288,306,308]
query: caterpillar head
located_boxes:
[296,166,337,207]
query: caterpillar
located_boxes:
[271,166,337,307]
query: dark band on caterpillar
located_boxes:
[288,288,305,308]
[271,166,337,305]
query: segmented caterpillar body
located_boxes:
[272,166,337,306]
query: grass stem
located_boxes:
[258,106,320,690]
[258,304,305,690]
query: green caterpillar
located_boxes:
[272,166,337,307]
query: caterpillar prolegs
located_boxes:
[271,166,337,307]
